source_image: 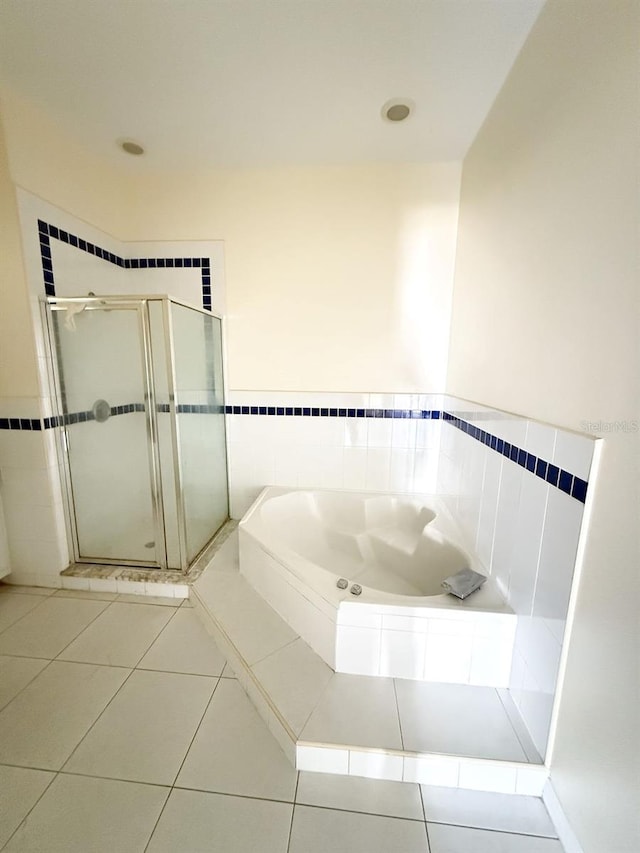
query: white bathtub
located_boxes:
[239,487,516,687]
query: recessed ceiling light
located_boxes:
[119,139,145,156]
[381,98,414,123]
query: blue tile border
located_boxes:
[441,412,588,503]
[1,402,224,432]
[221,404,588,503]
[223,405,441,420]
[1,398,589,503]
[37,219,213,311]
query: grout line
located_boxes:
[422,816,559,840]
[128,605,182,669]
[285,771,300,853]
[142,784,173,853]
[56,665,138,773]
[0,765,60,850]
[169,675,222,788]
[419,786,432,852]
[49,598,115,660]
[425,820,562,842]
[495,688,542,765]
[392,679,406,751]
[289,797,428,824]
[0,657,56,713]
[171,783,297,808]
[249,634,300,668]
[0,593,53,637]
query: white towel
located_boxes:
[63,303,87,330]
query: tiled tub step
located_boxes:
[192,533,548,795]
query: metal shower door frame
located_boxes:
[42,296,168,570]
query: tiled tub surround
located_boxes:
[436,398,596,759]
[240,488,517,688]
[226,391,444,518]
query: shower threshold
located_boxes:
[59,520,238,597]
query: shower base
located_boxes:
[59,520,238,599]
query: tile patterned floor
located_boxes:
[0,583,564,852]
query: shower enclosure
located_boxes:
[42,295,229,573]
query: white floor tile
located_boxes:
[176,678,297,801]
[3,773,168,853]
[297,771,424,820]
[251,637,334,734]
[395,680,527,761]
[138,608,227,676]
[421,786,557,837]
[0,593,48,634]
[0,661,129,769]
[0,655,49,710]
[301,674,403,750]
[147,788,292,853]
[427,822,564,852]
[0,598,109,659]
[58,602,174,667]
[289,805,429,853]
[0,765,55,848]
[64,669,216,785]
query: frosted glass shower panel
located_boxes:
[171,303,228,562]
[53,304,158,563]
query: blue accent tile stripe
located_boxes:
[37,219,213,311]
[223,405,441,419]
[442,411,588,504]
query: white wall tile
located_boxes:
[379,630,426,680]
[349,750,404,782]
[335,626,381,676]
[507,475,549,616]
[297,745,349,775]
[552,429,595,481]
[389,449,415,492]
[365,448,391,491]
[534,488,583,621]
[342,447,368,490]
[424,634,472,683]
[490,460,523,598]
[524,420,557,462]
[515,766,548,796]
[458,761,517,794]
[469,638,513,688]
[403,755,459,786]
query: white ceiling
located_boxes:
[0,0,545,171]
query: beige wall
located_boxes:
[448,2,639,850]
[0,108,39,398]
[0,89,128,238]
[1,87,462,393]
[124,162,461,392]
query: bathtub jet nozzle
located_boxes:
[350,584,362,596]
[336,578,349,590]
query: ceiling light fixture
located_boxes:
[119,139,145,156]
[381,98,414,123]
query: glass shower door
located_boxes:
[170,301,228,563]
[52,302,165,566]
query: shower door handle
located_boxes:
[92,399,111,423]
